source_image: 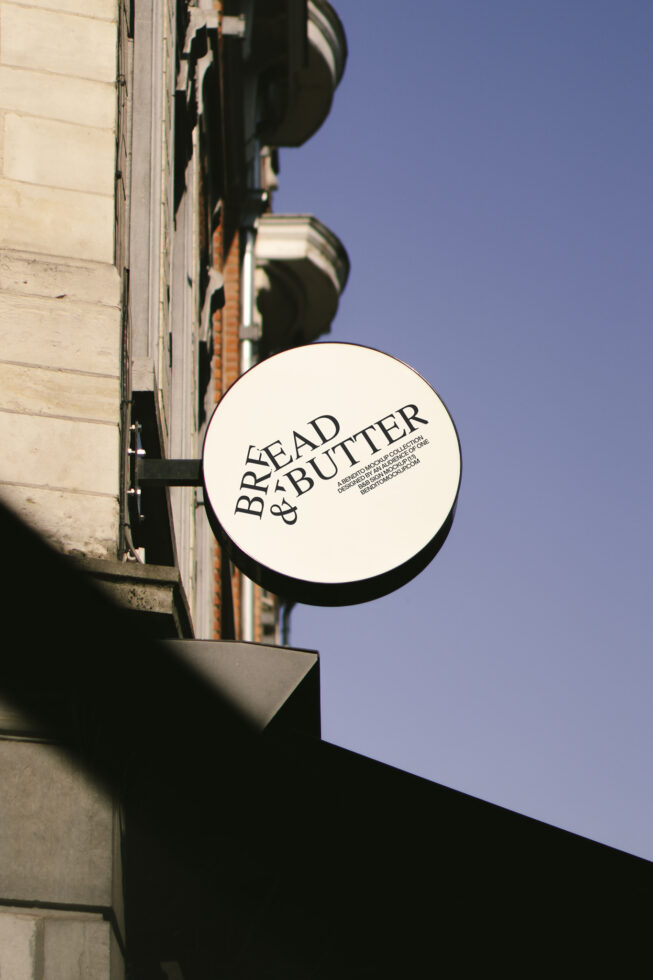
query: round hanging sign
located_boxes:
[202,343,461,605]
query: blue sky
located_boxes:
[274,1,653,860]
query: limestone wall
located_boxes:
[0,733,125,979]
[0,908,123,980]
[0,0,121,558]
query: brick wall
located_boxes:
[211,226,266,641]
[213,228,242,637]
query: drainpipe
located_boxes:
[239,148,267,643]
[281,600,296,647]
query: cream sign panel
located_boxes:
[202,343,461,605]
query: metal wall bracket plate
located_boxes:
[135,458,203,488]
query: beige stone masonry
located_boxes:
[0,739,121,910]
[0,177,114,262]
[0,249,121,305]
[4,113,115,196]
[0,362,120,423]
[0,909,124,980]
[0,411,119,496]
[0,290,120,375]
[0,65,116,129]
[0,484,118,557]
[6,0,117,20]
[0,911,38,980]
[0,4,117,83]
[42,915,123,980]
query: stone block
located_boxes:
[4,114,115,196]
[0,362,120,423]
[0,910,39,980]
[0,4,117,83]
[80,557,195,639]
[0,249,121,307]
[0,288,120,375]
[0,484,119,558]
[8,0,117,21]
[0,66,116,129]
[0,908,124,980]
[0,741,119,909]
[0,411,119,496]
[0,177,114,262]
[42,913,123,980]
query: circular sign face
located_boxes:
[202,343,461,605]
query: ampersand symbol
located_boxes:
[270,498,298,525]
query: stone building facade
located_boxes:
[0,1,347,975]
[1,5,651,976]
[0,0,348,637]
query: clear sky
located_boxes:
[274,0,653,861]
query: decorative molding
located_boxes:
[262,0,347,147]
[255,213,349,349]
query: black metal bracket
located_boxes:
[135,458,203,488]
[241,188,269,229]
[127,421,204,543]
